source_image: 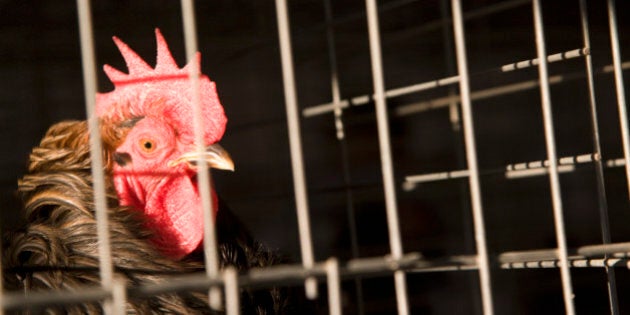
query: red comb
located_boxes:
[96,28,226,145]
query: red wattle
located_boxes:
[117,171,219,259]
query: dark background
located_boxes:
[1,0,630,313]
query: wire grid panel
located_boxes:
[1,0,630,314]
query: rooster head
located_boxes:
[96,29,232,259]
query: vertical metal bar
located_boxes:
[579,0,619,313]
[111,278,127,314]
[224,267,240,315]
[532,1,576,314]
[326,258,343,315]
[364,1,409,314]
[76,1,115,314]
[274,0,318,299]
[180,0,222,309]
[441,1,482,314]
[322,1,365,314]
[438,0,461,134]
[450,1,494,314]
[607,0,630,200]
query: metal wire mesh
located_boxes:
[1,0,629,314]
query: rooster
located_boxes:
[3,29,299,314]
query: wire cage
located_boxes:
[1,0,630,314]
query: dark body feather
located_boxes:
[2,121,299,314]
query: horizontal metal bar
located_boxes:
[2,252,458,311]
[303,48,589,117]
[578,242,630,257]
[606,158,626,167]
[3,287,111,311]
[501,258,629,270]
[499,243,630,271]
[506,153,598,171]
[499,242,630,265]
[7,241,630,311]
[408,255,479,273]
[506,165,574,179]
[501,48,588,72]
[404,153,607,187]
[408,264,479,273]
[394,61,630,117]
[504,153,596,179]
[244,252,428,289]
[405,169,470,184]
[500,248,564,264]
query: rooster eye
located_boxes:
[139,139,156,153]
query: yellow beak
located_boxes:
[168,143,235,171]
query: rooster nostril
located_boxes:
[113,152,132,166]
